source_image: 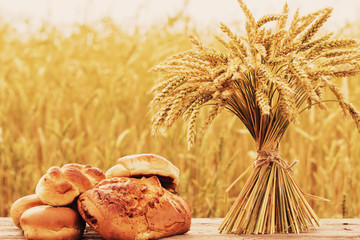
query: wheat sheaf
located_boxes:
[150,0,360,150]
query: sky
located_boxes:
[0,0,359,33]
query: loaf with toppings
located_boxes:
[78,176,191,240]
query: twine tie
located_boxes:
[254,149,298,172]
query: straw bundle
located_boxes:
[150,0,360,234]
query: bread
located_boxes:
[36,163,105,206]
[105,154,180,189]
[10,194,45,228]
[20,205,85,240]
[78,176,191,240]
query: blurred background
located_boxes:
[0,0,359,218]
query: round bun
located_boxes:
[10,194,45,228]
[36,164,105,206]
[78,176,191,240]
[20,205,85,240]
[105,154,180,189]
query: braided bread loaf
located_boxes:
[36,163,105,206]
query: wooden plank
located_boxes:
[1,218,359,239]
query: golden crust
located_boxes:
[10,194,45,229]
[36,164,105,206]
[62,163,105,186]
[105,154,180,189]
[20,205,85,240]
[78,176,191,240]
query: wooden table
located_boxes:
[1,218,359,239]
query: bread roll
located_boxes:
[36,163,105,206]
[20,205,85,240]
[10,194,45,228]
[105,154,179,189]
[78,176,191,240]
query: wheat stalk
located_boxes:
[150,0,360,234]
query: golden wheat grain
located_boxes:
[256,14,286,29]
[255,88,271,115]
[289,61,326,109]
[287,9,300,35]
[187,105,200,148]
[215,34,231,49]
[188,34,206,50]
[320,49,359,58]
[298,33,333,52]
[268,56,289,65]
[276,3,289,30]
[299,8,333,44]
[237,0,256,31]
[150,76,186,106]
[199,104,224,134]
[321,53,360,66]
[254,43,267,58]
[220,23,249,58]
[307,39,358,58]
[254,28,266,44]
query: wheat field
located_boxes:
[0,15,359,219]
